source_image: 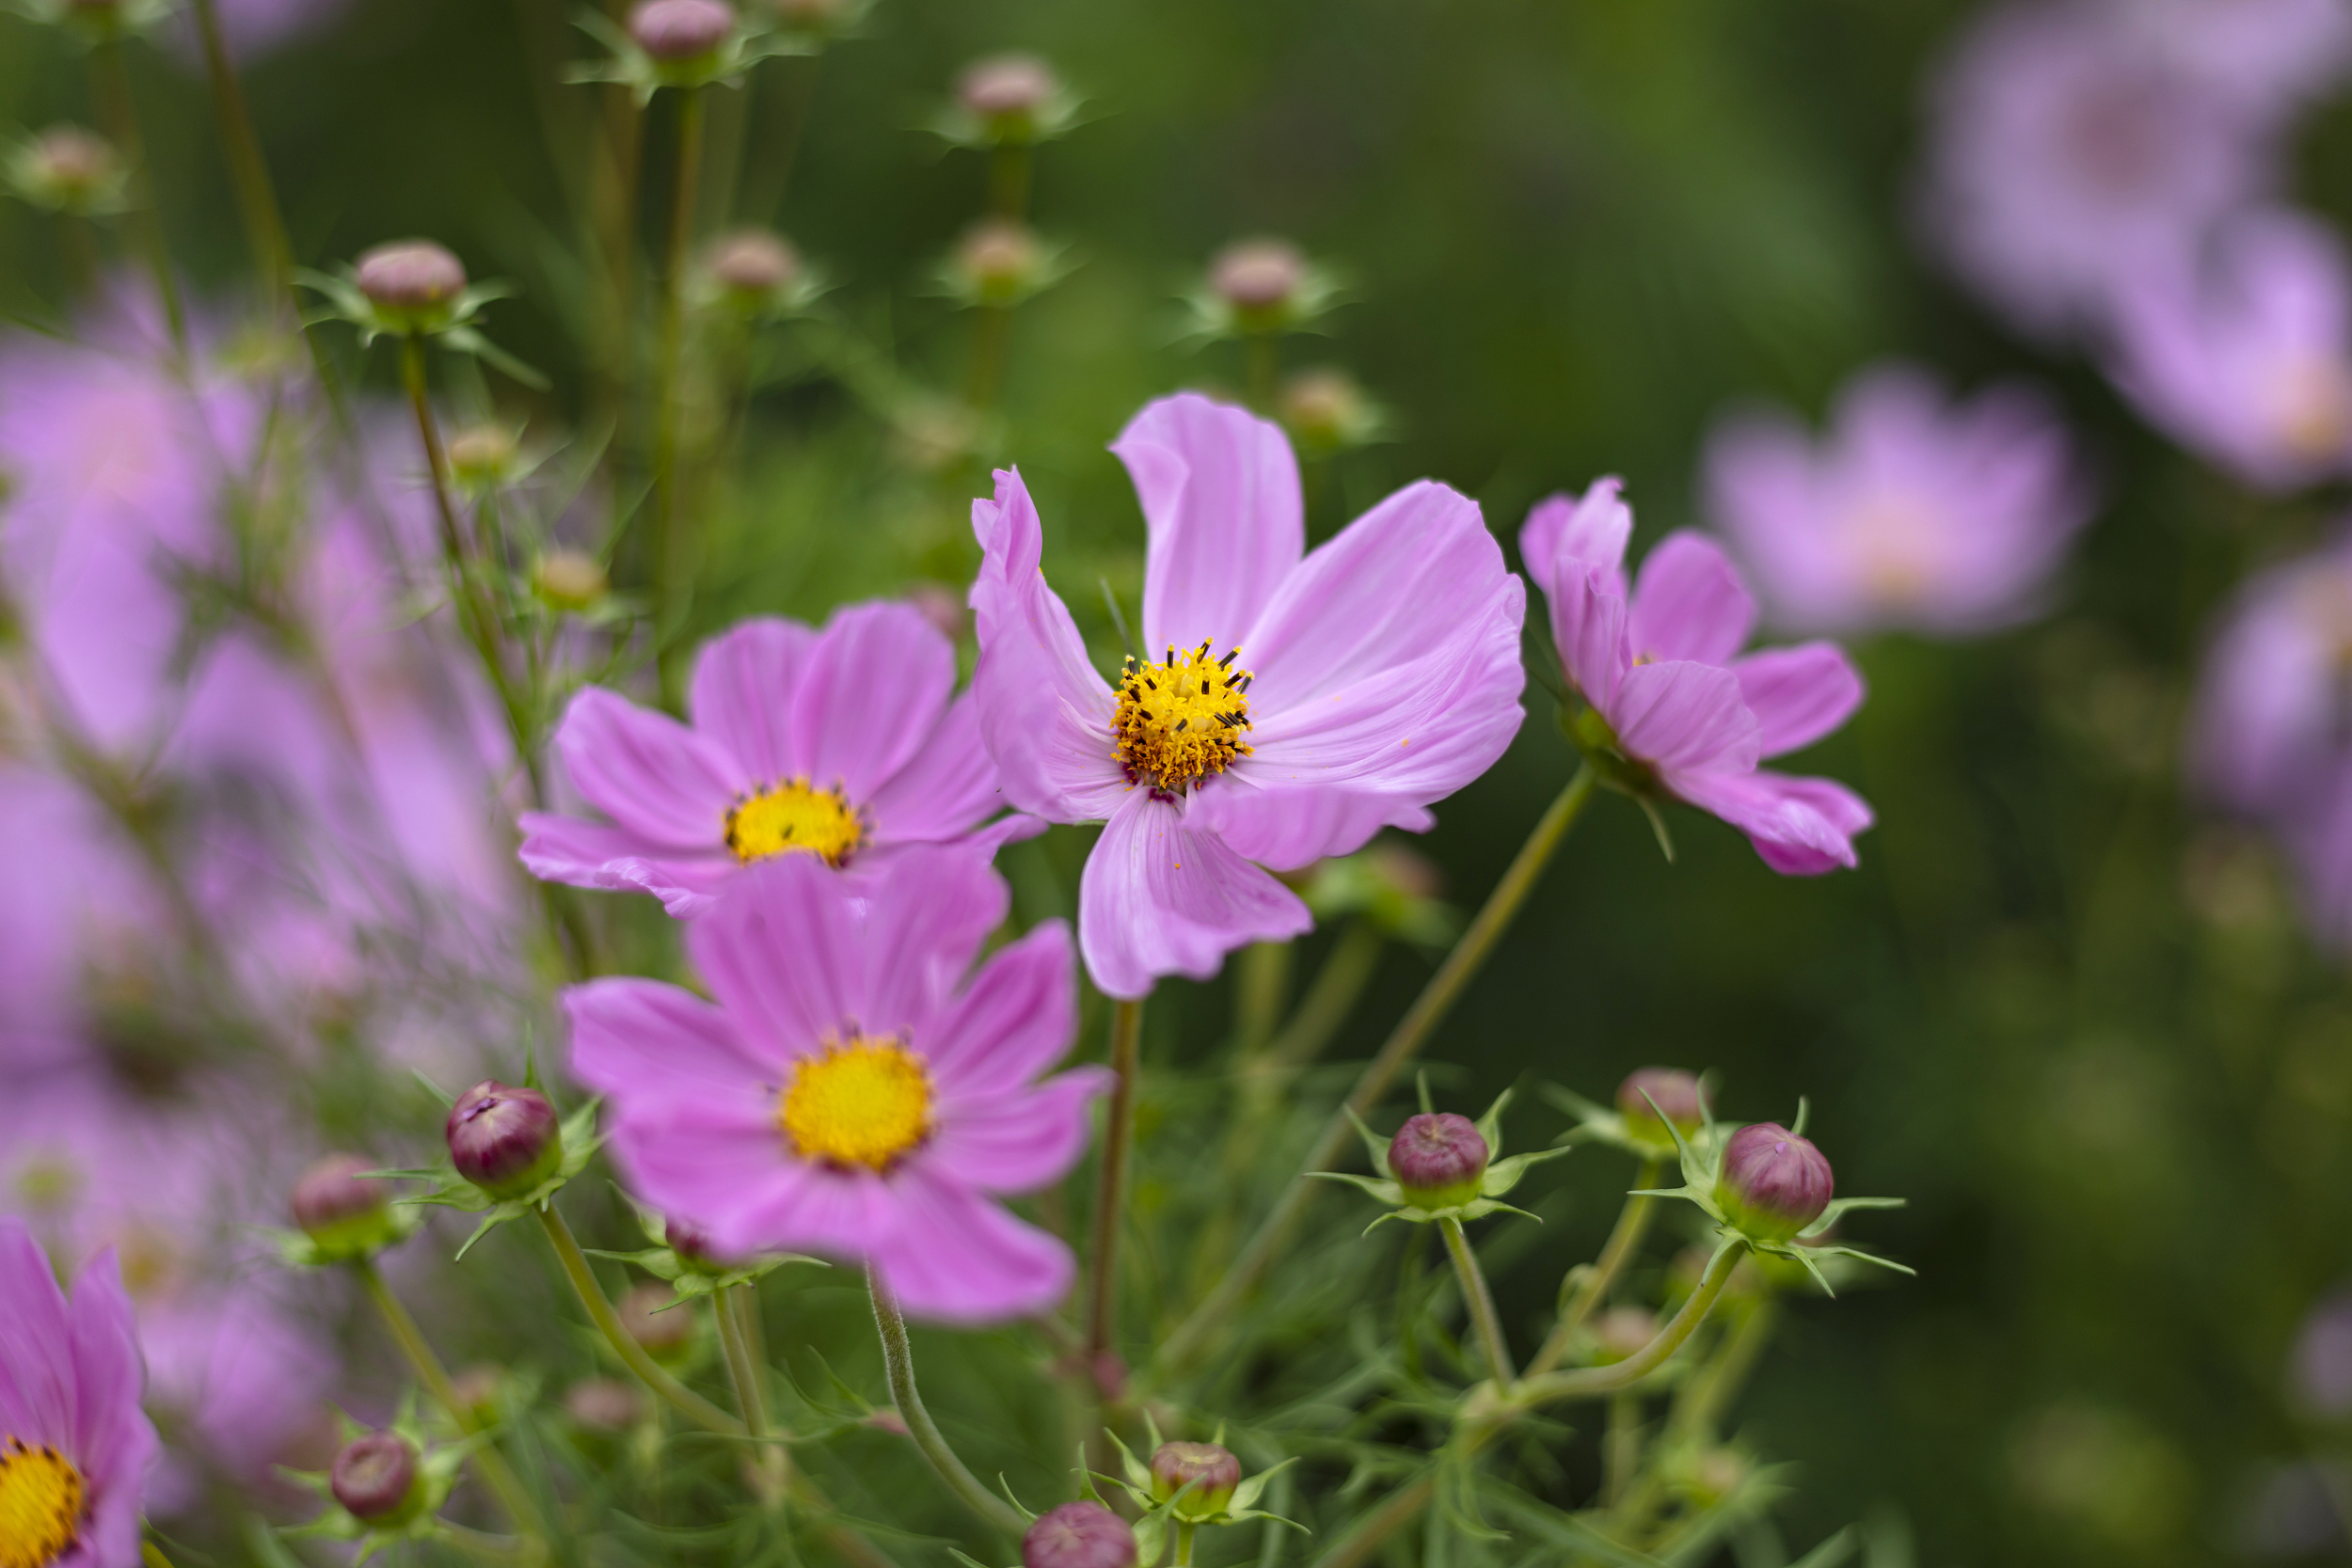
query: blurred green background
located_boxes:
[10,0,2352,1562]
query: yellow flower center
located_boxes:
[723,779,865,865]
[1113,641,1254,794]
[778,1037,932,1171]
[0,1439,84,1568]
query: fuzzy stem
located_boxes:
[532,1206,743,1436]
[649,85,707,710]
[1526,1159,1661,1379]
[1159,765,1597,1371]
[1439,1216,1516,1386]
[87,40,186,359]
[867,1275,1024,1534]
[1086,995,1146,1377]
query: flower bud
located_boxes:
[904,582,969,643]
[628,0,732,59]
[1713,1122,1833,1243]
[445,425,518,489]
[1279,368,1374,453]
[1387,1112,1489,1209]
[1617,1068,1708,1148]
[532,550,608,611]
[445,1080,563,1199]
[355,241,467,331]
[1149,1441,1241,1521]
[618,1282,692,1360]
[954,218,1042,307]
[1589,1306,1659,1364]
[1023,1501,1137,1568]
[1211,238,1306,322]
[330,1432,423,1526]
[11,126,119,214]
[956,53,1057,138]
[564,1378,644,1433]
[705,229,799,307]
[448,1364,510,1423]
[291,1154,400,1260]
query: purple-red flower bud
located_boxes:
[661,1213,729,1273]
[1617,1068,1708,1147]
[1149,1441,1241,1519]
[706,229,799,301]
[957,53,1057,122]
[445,1081,563,1199]
[1714,1122,1834,1243]
[355,241,467,316]
[330,1432,422,1525]
[292,1154,399,1259]
[1387,1113,1490,1209]
[1211,238,1306,315]
[628,0,732,58]
[1022,1501,1137,1568]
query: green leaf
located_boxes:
[1471,1086,1516,1160]
[1310,1171,1406,1206]
[1787,1528,1859,1568]
[1475,1481,1671,1568]
[1227,1456,1298,1513]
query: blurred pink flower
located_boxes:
[2109,210,2352,493]
[566,848,1108,1323]
[968,393,1526,998]
[521,603,1032,917]
[2099,0,2352,110]
[1704,363,2092,637]
[1920,1,2271,337]
[1522,481,1872,874]
[2185,531,2352,816]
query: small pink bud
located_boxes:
[1617,1068,1708,1147]
[957,53,1057,121]
[564,1378,644,1433]
[706,229,799,301]
[1211,238,1306,315]
[1714,1122,1834,1243]
[1590,1306,1659,1363]
[355,241,467,315]
[18,126,117,210]
[956,217,1041,304]
[330,1432,422,1525]
[628,0,732,58]
[291,1154,399,1259]
[1149,1441,1241,1519]
[1023,1501,1137,1568]
[445,1080,563,1199]
[617,1282,692,1357]
[1387,1112,1489,1209]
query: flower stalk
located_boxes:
[716,1283,790,1503]
[532,1205,744,1437]
[1526,1159,1661,1379]
[1438,1216,1515,1386]
[649,84,707,709]
[86,40,187,358]
[867,1274,1025,1534]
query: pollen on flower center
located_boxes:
[778,1037,932,1171]
[1112,640,1254,793]
[723,779,865,865]
[0,1438,85,1568]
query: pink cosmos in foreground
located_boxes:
[1522,483,1871,874]
[2109,211,2352,494]
[0,1217,156,1568]
[969,393,1526,998]
[566,847,1109,1322]
[1704,364,2091,638]
[520,601,1033,916]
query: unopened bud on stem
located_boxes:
[957,53,1057,139]
[291,1154,399,1260]
[1023,1501,1136,1568]
[1149,1441,1241,1521]
[706,229,799,307]
[1714,1122,1833,1243]
[1618,1068,1708,1148]
[330,1432,423,1525]
[14,126,118,213]
[628,0,732,59]
[532,550,607,611]
[1388,1112,1489,1209]
[1211,239,1306,323]
[355,241,467,329]
[445,1080,563,1199]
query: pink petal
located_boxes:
[1666,768,1872,876]
[928,1067,1115,1194]
[687,854,861,1061]
[565,977,772,1102]
[719,1153,905,1263]
[554,687,743,849]
[688,617,818,784]
[868,1167,1075,1323]
[790,601,958,801]
[1078,789,1311,999]
[516,812,735,916]
[1608,661,1761,775]
[0,1217,75,1443]
[604,1097,870,1259]
[1732,643,1865,757]
[859,847,1010,1039]
[863,691,1016,846]
[1187,783,1435,871]
[64,1248,150,1498]
[1627,531,1757,666]
[1111,393,1305,656]
[924,921,1079,1096]
[1519,478,1632,590]
[969,468,1130,822]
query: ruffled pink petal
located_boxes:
[1111,393,1304,656]
[1187,783,1435,872]
[554,687,743,849]
[688,617,818,783]
[516,813,736,916]
[687,854,861,1062]
[791,601,958,801]
[929,1067,1115,1194]
[566,977,772,1102]
[868,1167,1075,1323]
[1732,643,1865,757]
[0,1217,76,1443]
[858,847,1009,1039]
[1628,531,1758,666]
[1079,789,1311,999]
[1666,768,1872,875]
[1609,660,1761,775]
[924,921,1079,1096]
[969,468,1130,822]
[863,691,1015,846]
[1521,482,1635,706]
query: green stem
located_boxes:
[987,143,1031,219]
[1086,996,1146,1370]
[717,1283,790,1503]
[532,1207,744,1436]
[867,1274,1024,1534]
[87,40,186,359]
[1233,940,1290,1054]
[1244,332,1279,415]
[183,0,294,303]
[1158,765,1597,1371]
[1174,1520,1198,1568]
[1308,1479,1436,1568]
[1506,1240,1750,1412]
[1439,1216,1515,1386]
[965,303,1013,412]
[1526,1159,1660,1379]
[353,1261,550,1550]
[649,85,706,710]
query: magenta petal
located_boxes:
[859,847,1009,1038]
[1609,661,1761,775]
[0,1217,76,1442]
[516,812,735,915]
[1078,790,1311,999]
[930,1067,1114,1194]
[791,601,958,801]
[65,1248,150,1485]
[605,1097,853,1257]
[717,1153,903,1263]
[1627,531,1758,666]
[863,691,1014,845]
[688,617,818,783]
[969,467,1130,822]
[868,1166,1075,1323]
[566,977,771,1101]
[1668,768,1871,875]
[1519,478,1632,591]
[687,854,860,1061]
[555,687,743,848]
[1188,783,1435,871]
[1732,642,1865,757]
[924,922,1079,1096]
[1111,393,1305,656]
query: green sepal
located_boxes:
[1539,1082,1697,1164]
[994,1474,1038,1525]
[1480,1145,1572,1198]
[265,1197,425,1269]
[389,1097,607,1259]
[1328,1089,1560,1229]
[277,1392,481,1554]
[1343,1103,1392,1177]
[564,8,812,103]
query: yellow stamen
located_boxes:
[1112,641,1254,794]
[723,779,865,865]
[778,1037,932,1171]
[0,1438,84,1568]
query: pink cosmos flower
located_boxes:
[2186,531,2352,817]
[2109,210,2352,494]
[1703,363,2092,638]
[2100,0,2352,111]
[520,603,1032,917]
[565,847,1109,1323]
[967,393,1526,998]
[0,1215,157,1568]
[1521,482,1871,874]
[1920,0,2271,337]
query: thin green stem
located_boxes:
[739,53,819,223]
[987,143,1031,219]
[1526,1159,1661,1379]
[1087,996,1146,1370]
[1506,1240,1750,1412]
[1174,1520,1199,1568]
[717,1283,791,1503]
[867,1274,1024,1534]
[1158,765,1598,1372]
[1439,1216,1515,1386]
[649,85,707,710]
[532,1206,744,1436]
[1602,1390,1640,1507]
[1234,940,1290,1055]
[353,1261,550,1550]
[87,40,186,359]
[965,303,1013,412]
[1309,1479,1435,1568]
[1244,332,1279,415]
[183,0,292,301]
